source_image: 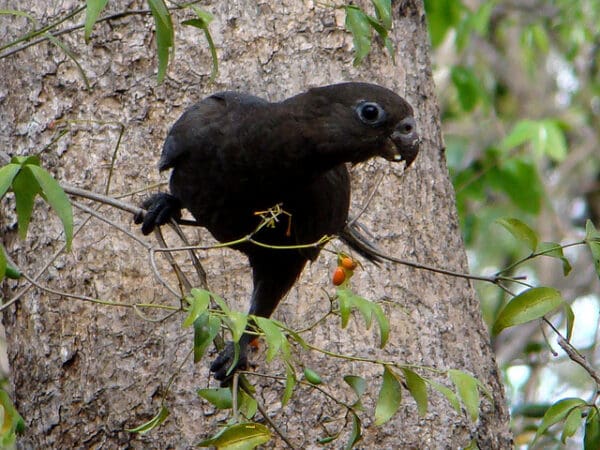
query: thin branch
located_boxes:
[495,241,584,276]
[0,8,149,59]
[149,245,183,299]
[0,211,96,311]
[544,318,600,386]
[168,221,208,289]
[351,243,506,283]
[1,270,180,313]
[18,272,129,308]
[72,200,150,249]
[347,171,384,226]
[63,184,143,216]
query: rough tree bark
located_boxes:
[0,0,512,448]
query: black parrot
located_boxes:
[135,82,419,381]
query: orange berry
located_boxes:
[332,267,346,286]
[341,257,357,270]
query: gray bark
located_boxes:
[0,0,511,448]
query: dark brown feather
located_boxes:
[135,82,419,381]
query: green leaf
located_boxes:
[183,288,210,328]
[426,379,461,413]
[26,165,73,250]
[372,302,390,347]
[585,407,600,450]
[371,0,392,30]
[493,287,564,335]
[561,406,582,444]
[182,6,218,82]
[423,0,464,48]
[585,219,600,239]
[534,398,587,442]
[197,388,232,409]
[500,119,539,151]
[449,370,480,422]
[147,0,174,83]
[0,389,24,442]
[226,311,248,344]
[451,66,483,112]
[0,246,20,281]
[491,159,543,214]
[337,288,352,328]
[538,241,572,276]
[84,0,108,43]
[345,6,372,66]
[344,375,366,409]
[496,217,538,252]
[10,155,40,166]
[364,15,394,63]
[336,289,389,347]
[455,0,494,50]
[374,366,402,426]
[282,363,296,406]
[210,290,231,314]
[4,263,21,280]
[350,295,374,330]
[197,422,271,449]
[12,169,40,242]
[500,119,567,161]
[303,367,322,385]
[318,435,338,444]
[127,406,169,433]
[536,120,567,162]
[0,163,21,199]
[239,389,257,420]
[563,302,575,342]
[0,244,6,281]
[345,412,362,450]
[193,313,220,363]
[255,316,286,362]
[402,368,428,416]
[469,0,494,36]
[522,23,550,54]
[585,220,600,281]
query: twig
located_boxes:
[543,318,600,385]
[557,337,600,385]
[63,184,144,216]
[351,243,510,284]
[168,221,208,289]
[18,272,129,308]
[149,245,182,299]
[237,376,297,449]
[72,200,150,249]
[347,171,385,226]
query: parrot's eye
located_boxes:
[356,101,386,126]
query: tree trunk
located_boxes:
[0,0,512,448]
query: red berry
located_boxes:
[332,267,346,286]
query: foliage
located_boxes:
[1,1,218,83]
[0,155,72,251]
[343,0,394,65]
[425,0,600,447]
[0,388,25,446]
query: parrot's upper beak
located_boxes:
[380,117,419,167]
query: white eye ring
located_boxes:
[356,101,386,126]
